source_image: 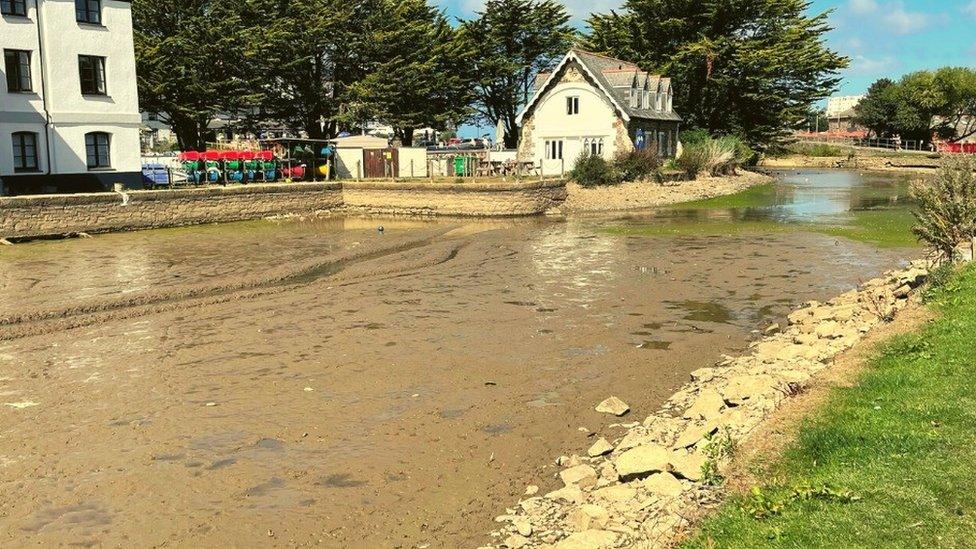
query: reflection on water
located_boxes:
[607,169,918,248]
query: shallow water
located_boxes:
[0,170,919,547]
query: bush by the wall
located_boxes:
[570,154,619,187]
[680,128,711,146]
[614,148,662,182]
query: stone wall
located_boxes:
[0,179,568,239]
[0,183,343,239]
[488,260,935,548]
[342,178,567,217]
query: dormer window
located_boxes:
[655,91,662,111]
[566,96,579,115]
[667,87,673,112]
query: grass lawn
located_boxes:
[684,264,976,548]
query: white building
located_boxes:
[517,48,681,175]
[826,95,864,118]
[1,0,141,195]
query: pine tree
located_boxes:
[133,0,259,151]
[459,0,576,149]
[586,0,849,149]
[344,0,474,147]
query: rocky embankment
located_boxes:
[487,261,932,549]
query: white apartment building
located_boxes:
[0,0,141,195]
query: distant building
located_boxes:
[824,95,866,134]
[517,48,681,174]
[1,0,142,195]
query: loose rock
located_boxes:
[595,396,630,416]
[587,438,613,458]
[614,444,669,481]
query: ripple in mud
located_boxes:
[20,502,112,533]
[482,423,513,435]
[318,474,367,488]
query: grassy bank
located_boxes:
[684,264,976,548]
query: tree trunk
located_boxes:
[170,113,206,152]
[503,114,519,149]
[397,127,415,147]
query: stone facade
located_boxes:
[0,179,568,240]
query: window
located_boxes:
[12,132,39,172]
[78,55,106,95]
[1,0,27,16]
[667,88,673,112]
[584,138,604,156]
[75,0,101,24]
[4,49,32,92]
[655,92,662,111]
[544,139,563,160]
[85,132,110,169]
[566,96,579,115]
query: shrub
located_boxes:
[680,128,711,146]
[910,156,976,262]
[717,135,757,169]
[701,139,736,176]
[570,153,618,187]
[676,144,709,179]
[790,143,844,157]
[614,148,661,182]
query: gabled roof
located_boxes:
[519,48,682,124]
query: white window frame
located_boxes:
[544,139,563,160]
[566,96,579,115]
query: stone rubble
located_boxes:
[489,260,932,548]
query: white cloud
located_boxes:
[848,55,898,76]
[964,1,976,18]
[882,5,929,34]
[849,0,879,15]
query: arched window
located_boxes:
[85,132,111,169]
[11,131,39,172]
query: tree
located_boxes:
[459,0,576,149]
[244,0,378,139]
[855,68,976,144]
[133,0,258,151]
[853,78,898,138]
[345,0,473,146]
[586,0,849,149]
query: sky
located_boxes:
[436,0,976,136]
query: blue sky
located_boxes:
[437,0,976,137]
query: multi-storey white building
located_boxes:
[1,0,140,195]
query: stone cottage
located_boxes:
[517,49,681,175]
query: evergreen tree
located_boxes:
[586,0,849,148]
[459,0,576,149]
[133,0,258,151]
[853,78,898,138]
[244,0,377,138]
[345,0,473,147]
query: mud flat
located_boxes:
[0,169,919,547]
[485,261,931,548]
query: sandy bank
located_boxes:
[762,154,940,175]
[558,171,772,214]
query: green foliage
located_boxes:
[717,135,757,168]
[701,429,737,486]
[680,128,711,146]
[614,148,662,182]
[458,0,576,148]
[343,0,473,145]
[133,0,260,150]
[676,144,709,179]
[910,157,976,261]
[570,154,618,187]
[789,143,844,157]
[855,68,976,143]
[586,0,848,149]
[741,484,860,520]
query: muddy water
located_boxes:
[0,170,916,547]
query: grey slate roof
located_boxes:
[566,49,681,122]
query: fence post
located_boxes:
[539,158,543,180]
[357,160,362,180]
[410,159,414,178]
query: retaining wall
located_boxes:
[0,179,568,239]
[0,183,343,239]
[342,178,567,217]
